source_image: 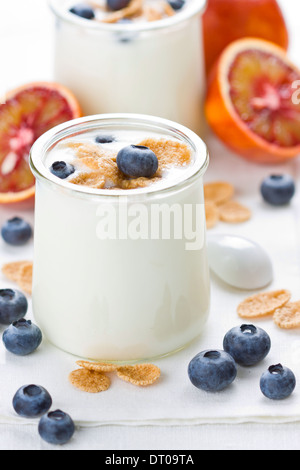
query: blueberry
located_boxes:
[188,350,237,392]
[0,289,28,325]
[38,410,75,445]
[107,0,131,11]
[1,217,32,246]
[223,324,271,367]
[168,0,185,10]
[69,4,95,19]
[13,385,52,418]
[260,364,296,400]
[261,174,295,206]
[95,135,116,144]
[117,145,158,178]
[50,161,75,180]
[3,319,42,356]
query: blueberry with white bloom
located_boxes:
[3,319,42,356]
[13,385,52,418]
[69,4,95,19]
[38,410,75,445]
[223,324,271,367]
[117,145,158,178]
[1,217,32,246]
[95,135,116,144]
[260,174,295,206]
[168,0,185,10]
[260,364,296,400]
[107,0,131,11]
[50,161,75,180]
[0,289,28,325]
[188,350,237,392]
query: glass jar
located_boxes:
[30,113,210,361]
[49,0,207,135]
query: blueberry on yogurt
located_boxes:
[50,161,75,180]
[0,289,28,325]
[13,385,52,418]
[223,324,271,367]
[38,410,75,445]
[107,0,131,11]
[260,364,296,400]
[188,350,237,392]
[117,145,158,178]
[168,0,185,10]
[69,4,95,19]
[3,319,42,356]
[95,135,116,144]
[1,217,32,246]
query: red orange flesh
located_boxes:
[0,82,82,204]
[205,39,300,164]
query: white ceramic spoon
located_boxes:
[207,234,273,290]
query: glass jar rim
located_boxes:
[29,113,209,199]
[48,0,207,34]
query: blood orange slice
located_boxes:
[205,39,300,164]
[0,82,82,203]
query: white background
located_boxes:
[0,0,300,450]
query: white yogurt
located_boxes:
[49,0,207,135]
[30,114,210,361]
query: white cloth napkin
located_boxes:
[0,135,300,427]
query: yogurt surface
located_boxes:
[58,0,194,26]
[45,129,196,191]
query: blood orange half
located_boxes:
[0,82,82,203]
[205,39,300,164]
